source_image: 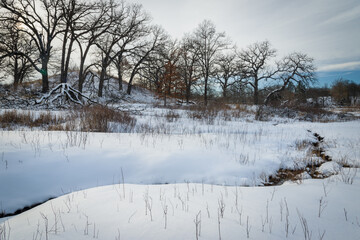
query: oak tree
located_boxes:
[193,20,230,105]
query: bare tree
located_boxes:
[95,2,153,97]
[214,51,242,98]
[112,55,131,91]
[0,0,64,93]
[94,1,126,97]
[264,52,316,105]
[126,25,169,95]
[178,35,200,103]
[75,0,116,94]
[137,50,166,92]
[138,40,182,104]
[193,20,230,105]
[239,40,277,105]
[160,41,182,105]
[59,0,96,84]
[111,3,150,91]
[0,14,36,88]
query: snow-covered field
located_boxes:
[1,106,360,239]
[2,177,360,240]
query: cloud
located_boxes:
[319,4,360,26]
[133,0,360,64]
[318,61,360,72]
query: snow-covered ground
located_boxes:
[1,105,360,239]
[1,177,360,239]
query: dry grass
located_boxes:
[71,105,137,132]
[184,103,231,124]
[164,110,180,122]
[0,106,136,133]
[266,168,306,185]
[0,110,64,129]
[291,105,331,115]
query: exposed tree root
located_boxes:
[36,83,96,107]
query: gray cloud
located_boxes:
[318,61,360,72]
[132,0,360,71]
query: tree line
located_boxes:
[306,79,360,106]
[0,0,317,105]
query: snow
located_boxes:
[0,118,359,210]
[307,121,360,167]
[0,72,162,110]
[0,103,360,239]
[0,123,307,214]
[2,177,360,239]
[318,162,341,177]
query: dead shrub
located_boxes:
[0,110,64,129]
[73,105,136,132]
[0,110,31,127]
[47,125,65,131]
[292,105,330,115]
[33,112,60,126]
[185,103,230,124]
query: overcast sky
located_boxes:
[132,0,360,73]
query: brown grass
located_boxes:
[71,105,136,132]
[184,102,230,123]
[0,106,136,133]
[293,105,330,115]
[0,110,64,129]
[265,168,305,186]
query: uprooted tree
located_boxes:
[36,83,94,107]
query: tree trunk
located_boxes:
[126,82,133,95]
[222,77,229,99]
[13,57,20,89]
[41,60,49,93]
[78,60,85,94]
[156,80,161,94]
[204,75,208,105]
[42,72,49,93]
[127,70,137,95]
[98,67,106,97]
[117,65,123,91]
[222,87,227,98]
[60,27,69,84]
[254,89,258,105]
[186,83,191,103]
[62,36,75,83]
[127,68,138,95]
[253,79,259,105]
[78,44,92,95]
